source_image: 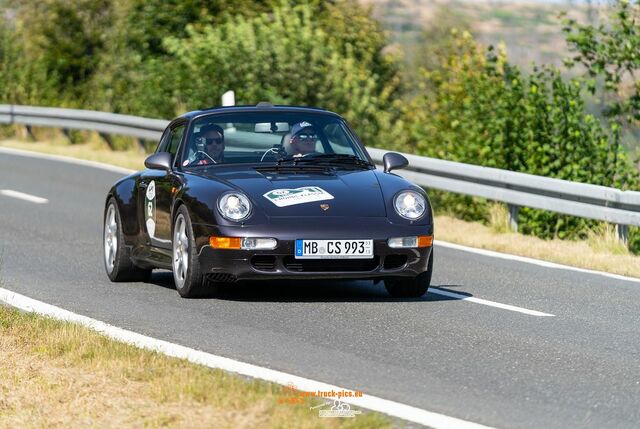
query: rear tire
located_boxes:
[172,205,211,298]
[384,249,433,298]
[103,198,152,282]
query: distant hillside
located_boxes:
[360,0,606,69]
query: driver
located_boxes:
[288,121,318,157]
[194,124,225,165]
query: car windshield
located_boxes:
[181,112,369,168]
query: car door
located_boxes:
[139,121,187,249]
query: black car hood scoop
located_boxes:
[209,168,387,217]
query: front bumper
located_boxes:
[193,217,433,281]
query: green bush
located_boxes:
[562,0,640,126]
[0,22,58,105]
[11,0,114,106]
[630,227,640,253]
[401,31,639,242]
[163,1,400,146]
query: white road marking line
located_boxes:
[0,287,497,429]
[435,240,640,284]
[0,189,48,204]
[0,146,135,175]
[430,287,555,317]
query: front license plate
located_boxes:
[295,239,373,259]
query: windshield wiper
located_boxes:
[277,154,374,169]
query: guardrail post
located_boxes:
[508,204,519,232]
[61,128,72,143]
[616,224,629,245]
[136,138,147,152]
[24,124,36,141]
[98,132,114,150]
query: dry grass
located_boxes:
[488,203,511,234]
[0,137,145,171]
[586,223,631,256]
[0,306,390,429]
[436,215,640,278]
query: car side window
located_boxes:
[167,125,186,158]
[156,128,171,153]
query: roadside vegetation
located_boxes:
[0,0,638,253]
[0,134,146,171]
[0,304,391,429]
[437,212,640,279]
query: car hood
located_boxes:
[206,168,387,217]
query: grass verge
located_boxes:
[436,215,640,278]
[3,137,640,279]
[0,305,391,429]
[0,138,145,171]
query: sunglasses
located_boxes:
[204,137,224,145]
[293,134,317,141]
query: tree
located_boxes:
[114,0,272,59]
[562,0,640,125]
[0,18,57,105]
[401,30,639,238]
[163,1,400,145]
[12,0,113,104]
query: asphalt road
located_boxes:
[1,150,639,429]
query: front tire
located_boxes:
[384,249,433,298]
[103,198,151,282]
[172,205,210,298]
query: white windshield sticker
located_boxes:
[263,186,334,207]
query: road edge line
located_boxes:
[0,287,496,429]
[434,240,640,284]
[0,146,135,175]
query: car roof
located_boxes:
[178,103,343,121]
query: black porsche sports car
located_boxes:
[103,104,434,298]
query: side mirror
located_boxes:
[144,152,173,172]
[383,152,409,173]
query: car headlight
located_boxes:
[218,192,252,222]
[394,190,426,220]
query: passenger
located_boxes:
[288,121,319,157]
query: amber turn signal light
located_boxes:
[210,236,242,249]
[417,235,433,248]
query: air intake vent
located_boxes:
[251,255,276,271]
[207,273,237,283]
[384,255,407,270]
[283,256,379,272]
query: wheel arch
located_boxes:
[105,177,141,245]
[171,197,187,226]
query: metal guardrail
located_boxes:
[2,104,639,242]
[0,105,168,141]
